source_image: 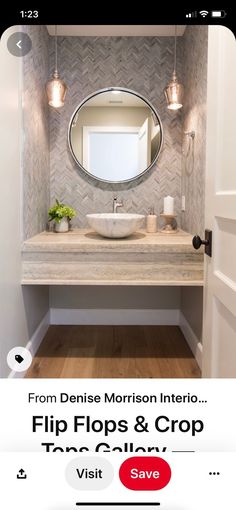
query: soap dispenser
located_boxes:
[146,207,157,233]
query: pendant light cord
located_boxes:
[174,25,177,75]
[55,24,58,74]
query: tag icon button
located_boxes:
[15,354,24,364]
[7,347,32,372]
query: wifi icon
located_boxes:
[199,10,209,17]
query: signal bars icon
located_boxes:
[186,11,197,18]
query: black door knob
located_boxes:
[192,235,205,250]
[192,229,212,257]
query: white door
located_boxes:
[202,26,236,377]
[138,118,151,171]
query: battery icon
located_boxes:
[211,10,227,18]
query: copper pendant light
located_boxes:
[164,25,184,110]
[46,25,67,108]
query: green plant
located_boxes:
[48,199,76,224]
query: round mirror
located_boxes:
[68,87,163,184]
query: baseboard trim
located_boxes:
[50,308,180,326]
[8,311,50,379]
[179,311,202,369]
[25,310,50,356]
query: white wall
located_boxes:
[50,286,181,327]
[181,287,203,341]
[50,286,181,310]
[0,27,49,378]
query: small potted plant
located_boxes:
[48,199,76,233]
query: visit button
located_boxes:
[119,456,171,491]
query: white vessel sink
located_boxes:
[86,213,145,238]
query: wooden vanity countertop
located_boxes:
[22,228,201,254]
[22,229,204,286]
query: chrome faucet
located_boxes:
[113,196,123,213]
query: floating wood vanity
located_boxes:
[21,229,204,286]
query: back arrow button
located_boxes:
[7,32,32,57]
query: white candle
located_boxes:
[164,195,174,215]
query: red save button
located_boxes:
[119,456,171,491]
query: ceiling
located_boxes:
[46,25,186,37]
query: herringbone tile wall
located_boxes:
[22,30,207,237]
[181,26,208,237]
[22,25,50,240]
[49,37,183,228]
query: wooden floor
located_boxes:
[25,325,201,378]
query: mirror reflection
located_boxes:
[68,88,163,183]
